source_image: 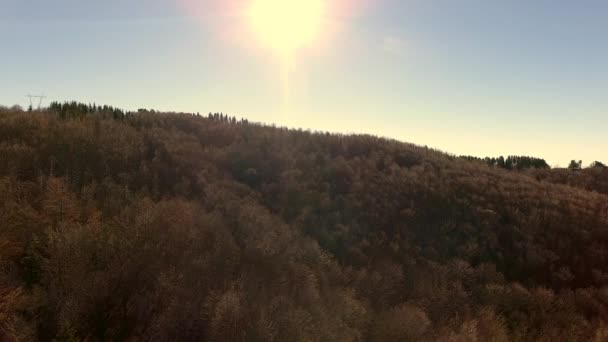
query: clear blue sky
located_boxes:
[1,0,607,166]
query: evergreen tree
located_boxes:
[497,156,505,168]
[568,160,583,170]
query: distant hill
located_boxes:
[459,154,608,196]
[1,103,608,341]
[530,166,608,196]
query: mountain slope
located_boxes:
[1,106,608,341]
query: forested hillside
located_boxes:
[530,166,608,197]
[1,104,608,341]
[460,154,608,196]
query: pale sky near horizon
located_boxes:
[1,0,606,166]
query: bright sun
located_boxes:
[249,0,326,55]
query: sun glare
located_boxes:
[249,0,326,55]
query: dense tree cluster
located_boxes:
[207,112,248,125]
[49,101,127,121]
[460,155,550,170]
[1,105,608,341]
[569,160,584,171]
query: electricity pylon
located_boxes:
[26,93,46,110]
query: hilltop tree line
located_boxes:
[1,103,608,341]
[460,154,606,173]
[459,155,550,170]
[458,153,608,196]
[45,102,253,125]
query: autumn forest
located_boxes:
[1,103,608,341]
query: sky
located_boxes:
[1,0,607,166]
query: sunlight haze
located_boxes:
[248,0,327,55]
[1,0,607,166]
